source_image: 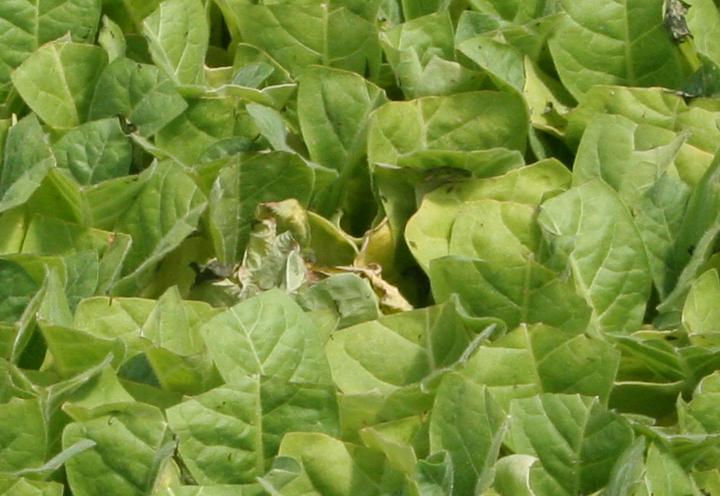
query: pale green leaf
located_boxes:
[683,269,720,346]
[0,0,101,106]
[0,398,46,473]
[325,301,489,395]
[112,162,208,295]
[298,65,386,226]
[0,477,63,496]
[687,0,720,67]
[272,432,406,495]
[367,91,528,166]
[63,403,170,496]
[226,2,380,77]
[407,159,571,271]
[462,324,620,409]
[166,378,338,484]
[202,289,331,385]
[208,152,316,264]
[154,98,236,165]
[645,444,701,496]
[572,114,687,202]
[12,41,107,128]
[548,0,689,100]
[52,118,132,185]
[381,12,482,97]
[538,179,652,334]
[0,115,55,214]
[429,373,507,495]
[567,86,720,186]
[142,0,208,86]
[89,58,188,137]
[507,394,634,495]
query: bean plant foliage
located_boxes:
[3,0,720,494]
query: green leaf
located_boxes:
[154,98,236,165]
[67,292,218,391]
[572,114,686,203]
[20,215,132,295]
[142,0,208,86]
[538,179,652,334]
[462,324,620,409]
[429,373,507,495]
[0,259,41,326]
[166,377,338,484]
[367,91,528,166]
[401,0,455,19]
[407,159,571,271]
[457,35,525,91]
[359,416,424,475]
[202,289,331,385]
[381,12,482,98]
[645,443,701,496]
[98,15,126,62]
[224,2,380,77]
[297,66,386,227]
[41,324,125,377]
[12,41,107,128]
[493,454,540,496]
[656,152,720,323]
[102,0,159,33]
[693,469,720,496]
[270,432,406,495]
[155,485,265,496]
[507,394,635,495]
[0,0,101,106]
[112,161,208,295]
[678,372,720,469]
[232,62,275,89]
[548,0,689,100]
[604,438,647,496]
[396,148,525,176]
[409,160,591,331]
[634,174,691,300]
[0,398,46,473]
[89,58,188,137]
[566,86,720,186]
[0,477,63,496]
[571,112,692,299]
[19,167,89,225]
[297,273,381,330]
[686,0,720,67]
[208,152,316,264]
[52,118,132,185]
[246,103,292,152]
[36,267,73,327]
[325,301,490,395]
[412,451,454,496]
[141,286,215,357]
[0,115,55,214]
[429,249,591,334]
[683,269,720,345]
[11,439,96,478]
[523,57,571,135]
[63,403,171,496]
[74,296,153,340]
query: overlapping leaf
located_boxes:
[1,0,720,494]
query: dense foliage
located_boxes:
[3,0,720,494]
